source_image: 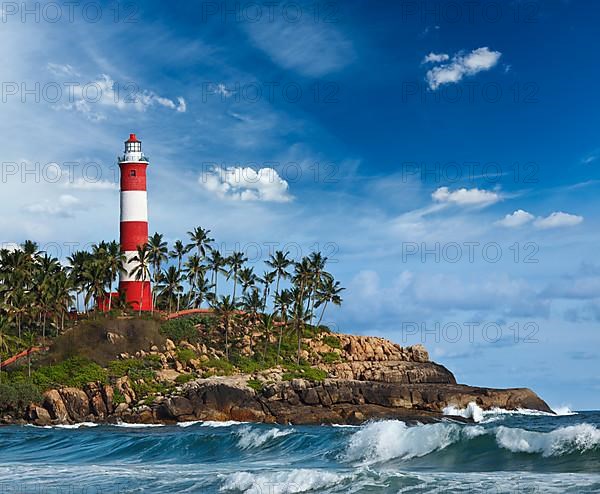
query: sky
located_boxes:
[0,0,599,409]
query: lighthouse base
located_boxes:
[119,281,153,312]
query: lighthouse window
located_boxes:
[130,170,136,177]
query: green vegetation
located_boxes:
[176,348,196,365]
[247,379,263,392]
[322,335,342,349]
[175,373,195,385]
[321,352,341,364]
[0,382,41,413]
[282,363,327,382]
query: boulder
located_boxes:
[59,387,90,421]
[42,390,69,423]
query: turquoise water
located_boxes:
[0,410,599,493]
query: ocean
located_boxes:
[0,407,598,493]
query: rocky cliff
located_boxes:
[20,335,553,426]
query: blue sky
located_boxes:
[1,0,599,409]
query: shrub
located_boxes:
[202,358,234,376]
[31,357,108,389]
[107,358,159,381]
[176,348,197,365]
[322,335,342,350]
[175,373,195,385]
[0,382,42,412]
[112,389,126,405]
[247,379,263,392]
[159,316,212,343]
[282,364,327,382]
[321,352,340,364]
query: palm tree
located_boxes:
[67,250,89,314]
[104,241,126,312]
[258,270,276,312]
[307,251,329,324]
[212,295,237,360]
[227,251,247,303]
[207,250,227,298]
[187,227,214,258]
[169,240,191,312]
[260,313,275,361]
[315,277,345,327]
[266,250,292,302]
[159,266,183,314]
[292,258,312,364]
[184,254,205,307]
[273,289,293,362]
[238,267,257,296]
[192,276,213,309]
[130,244,152,315]
[148,233,168,312]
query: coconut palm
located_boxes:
[207,249,227,298]
[187,227,213,258]
[184,254,206,307]
[315,277,345,327]
[266,250,292,301]
[104,241,126,312]
[292,258,312,364]
[130,244,152,315]
[212,295,237,360]
[226,251,247,303]
[258,270,276,312]
[148,233,168,311]
[159,266,183,314]
[273,289,294,362]
[238,267,257,296]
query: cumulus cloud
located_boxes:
[422,52,449,63]
[24,194,80,217]
[425,47,501,90]
[496,209,535,228]
[534,211,583,229]
[432,186,501,207]
[199,166,292,203]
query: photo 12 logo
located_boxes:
[0,1,140,23]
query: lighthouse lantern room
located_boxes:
[118,133,152,311]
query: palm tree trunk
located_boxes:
[225,317,229,360]
[316,301,329,328]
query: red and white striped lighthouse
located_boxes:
[118,133,152,311]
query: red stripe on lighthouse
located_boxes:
[120,222,149,251]
[120,163,148,191]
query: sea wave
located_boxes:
[442,401,576,423]
[219,469,356,493]
[236,426,295,449]
[495,423,600,456]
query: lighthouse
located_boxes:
[118,133,152,311]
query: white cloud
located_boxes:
[47,62,80,77]
[422,52,449,64]
[24,194,80,217]
[63,178,118,191]
[57,73,186,120]
[199,166,292,203]
[244,19,354,77]
[425,47,502,90]
[496,209,535,228]
[432,186,501,206]
[534,212,583,229]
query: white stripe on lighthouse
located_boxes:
[120,250,147,282]
[120,191,148,222]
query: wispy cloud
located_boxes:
[244,19,354,77]
[424,47,502,90]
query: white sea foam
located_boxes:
[177,421,202,428]
[200,420,247,428]
[443,401,574,423]
[113,422,165,428]
[344,420,465,464]
[219,469,354,493]
[495,423,600,456]
[551,405,578,416]
[443,402,484,422]
[236,426,294,449]
[55,422,99,429]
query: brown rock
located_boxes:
[42,390,69,423]
[59,388,90,421]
